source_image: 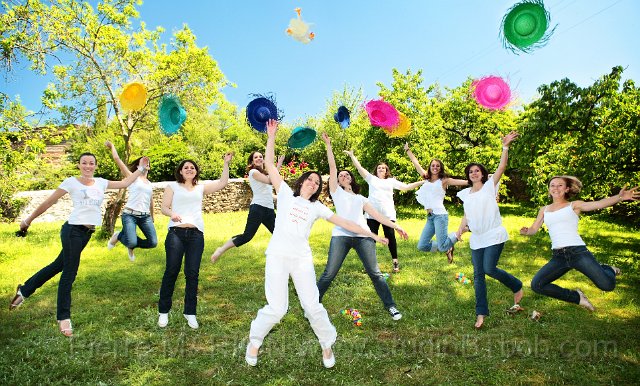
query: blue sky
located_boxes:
[2,0,638,124]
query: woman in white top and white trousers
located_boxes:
[11,153,149,336]
[245,120,388,369]
[105,141,158,261]
[456,132,523,329]
[520,176,637,311]
[158,154,232,330]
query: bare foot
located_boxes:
[210,248,224,263]
[245,342,258,366]
[322,347,335,368]
[446,246,454,264]
[58,319,73,337]
[514,288,524,305]
[576,289,595,312]
[475,315,485,329]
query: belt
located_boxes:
[123,208,150,216]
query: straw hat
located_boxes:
[501,0,555,54]
[120,82,147,112]
[472,76,511,110]
[287,127,317,149]
[246,96,279,133]
[365,100,400,128]
[334,106,350,129]
[158,95,187,135]
[388,112,411,138]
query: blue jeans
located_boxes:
[531,245,616,304]
[317,236,396,309]
[159,227,204,315]
[20,222,94,320]
[471,243,522,316]
[417,213,457,252]
[367,219,397,261]
[117,212,158,250]
[232,204,275,247]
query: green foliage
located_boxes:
[514,66,640,217]
[144,138,192,182]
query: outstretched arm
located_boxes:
[363,202,408,240]
[395,179,426,191]
[520,207,546,236]
[204,152,233,194]
[265,119,283,193]
[573,185,640,214]
[404,142,427,179]
[105,141,132,177]
[322,133,338,193]
[19,188,68,231]
[344,150,370,180]
[327,214,389,245]
[108,157,150,189]
[492,131,518,185]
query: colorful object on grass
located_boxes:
[455,272,471,285]
[334,105,350,129]
[287,126,317,149]
[365,99,400,129]
[120,82,147,112]
[246,95,280,133]
[158,95,187,135]
[471,76,512,110]
[286,8,315,44]
[500,0,556,54]
[341,308,363,326]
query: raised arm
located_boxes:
[572,185,640,214]
[19,188,68,232]
[404,142,427,179]
[204,152,233,195]
[520,206,546,236]
[264,119,283,193]
[322,132,338,193]
[105,141,132,177]
[108,157,150,189]
[395,179,426,191]
[363,202,408,240]
[326,214,389,245]
[492,131,518,185]
[344,150,370,180]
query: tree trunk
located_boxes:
[101,188,126,238]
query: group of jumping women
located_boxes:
[9,120,639,368]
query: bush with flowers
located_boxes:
[280,157,310,182]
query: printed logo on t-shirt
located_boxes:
[79,188,103,207]
[288,204,310,225]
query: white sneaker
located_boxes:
[158,313,168,328]
[127,248,135,262]
[183,314,199,329]
[107,231,119,250]
[388,306,403,321]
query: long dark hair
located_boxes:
[127,156,143,173]
[338,169,360,194]
[175,159,200,185]
[246,151,267,175]
[425,159,447,181]
[371,163,391,179]
[464,163,489,185]
[292,171,323,202]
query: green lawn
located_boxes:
[1,205,639,385]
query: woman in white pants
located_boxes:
[246,119,388,369]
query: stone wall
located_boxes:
[15,178,254,223]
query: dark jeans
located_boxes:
[367,219,397,261]
[317,236,396,309]
[159,227,204,315]
[531,245,616,304]
[21,222,94,320]
[471,242,522,316]
[232,204,275,247]
[118,212,158,249]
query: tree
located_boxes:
[514,66,640,217]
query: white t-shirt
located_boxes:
[364,174,404,221]
[330,186,369,237]
[59,177,109,226]
[457,179,508,250]
[415,179,447,215]
[544,203,585,249]
[266,183,334,256]
[167,182,205,233]
[125,177,153,213]
[248,169,274,209]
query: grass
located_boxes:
[1,204,639,385]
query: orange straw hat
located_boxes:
[119,82,147,112]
